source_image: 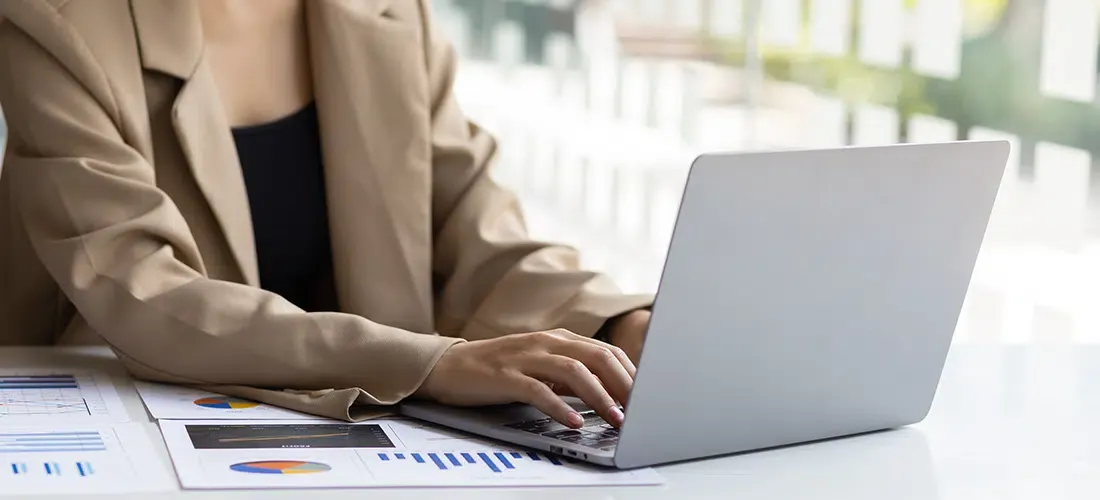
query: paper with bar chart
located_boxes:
[159,419,662,489]
[0,371,129,424]
[0,424,173,496]
[133,381,328,420]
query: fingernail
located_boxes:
[610,406,625,426]
[567,412,585,428]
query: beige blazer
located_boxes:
[0,0,650,420]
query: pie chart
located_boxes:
[229,461,331,475]
[193,396,260,410]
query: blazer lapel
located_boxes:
[130,0,260,287]
[306,0,434,331]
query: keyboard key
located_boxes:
[542,429,586,439]
[591,428,619,439]
[576,437,604,447]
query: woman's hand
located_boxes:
[415,330,636,428]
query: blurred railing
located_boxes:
[438,0,1100,344]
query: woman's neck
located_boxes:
[197,0,315,128]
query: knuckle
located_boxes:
[531,331,557,344]
[594,346,618,363]
[561,359,590,377]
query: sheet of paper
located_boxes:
[0,371,130,424]
[0,424,174,496]
[160,419,663,489]
[133,381,329,421]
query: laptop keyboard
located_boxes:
[504,411,620,451]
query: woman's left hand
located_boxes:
[607,310,652,366]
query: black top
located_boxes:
[232,103,334,312]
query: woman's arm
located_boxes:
[0,10,460,412]
[419,0,653,342]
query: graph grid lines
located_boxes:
[0,374,109,418]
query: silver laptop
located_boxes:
[401,141,1010,469]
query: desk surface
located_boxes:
[4,345,1098,499]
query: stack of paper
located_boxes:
[158,419,663,489]
[0,370,173,496]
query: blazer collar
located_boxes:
[130,0,396,80]
[127,0,434,327]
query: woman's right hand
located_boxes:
[415,329,637,428]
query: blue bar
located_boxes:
[0,378,77,382]
[494,452,515,469]
[511,452,523,459]
[0,439,99,444]
[395,453,405,460]
[85,462,94,475]
[11,437,104,442]
[428,453,447,470]
[0,433,100,438]
[412,453,425,464]
[378,453,389,461]
[477,453,501,473]
[528,452,541,461]
[445,453,462,466]
[0,384,79,389]
[461,453,475,464]
[10,463,17,474]
[77,462,86,476]
[0,448,107,454]
[546,454,563,466]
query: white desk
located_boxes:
[3,345,1098,499]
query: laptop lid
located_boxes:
[613,141,1009,468]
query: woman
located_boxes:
[0,0,652,428]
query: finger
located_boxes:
[551,384,577,398]
[552,329,637,378]
[526,354,624,427]
[548,335,635,406]
[507,375,585,429]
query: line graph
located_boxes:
[0,374,115,421]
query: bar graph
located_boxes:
[6,461,95,477]
[0,431,107,453]
[374,450,566,473]
[0,376,79,390]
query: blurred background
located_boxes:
[1,0,1097,345]
[433,0,1100,345]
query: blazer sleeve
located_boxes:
[0,15,461,410]
[418,1,653,341]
